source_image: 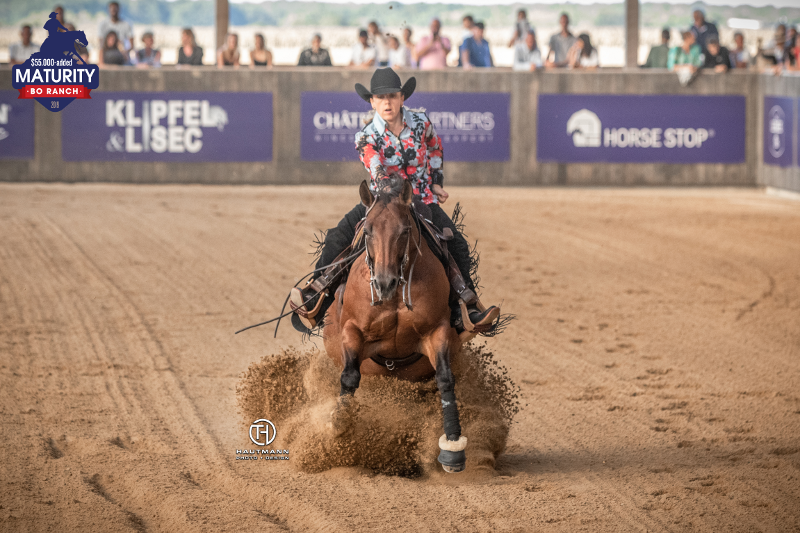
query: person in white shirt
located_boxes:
[731,32,751,69]
[350,29,376,68]
[9,25,39,65]
[368,21,389,67]
[513,30,543,71]
[98,1,133,52]
[388,35,411,68]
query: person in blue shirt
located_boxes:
[690,9,719,55]
[460,22,493,68]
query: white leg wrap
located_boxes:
[439,434,467,452]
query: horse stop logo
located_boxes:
[12,13,99,112]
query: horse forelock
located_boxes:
[374,175,406,206]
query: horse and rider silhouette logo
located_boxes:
[11,13,99,112]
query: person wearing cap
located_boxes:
[701,37,732,72]
[350,29,376,68]
[133,31,161,68]
[460,22,493,69]
[289,68,499,335]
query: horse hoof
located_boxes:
[438,434,467,473]
[437,449,466,473]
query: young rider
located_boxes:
[290,68,498,334]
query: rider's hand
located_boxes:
[432,184,449,204]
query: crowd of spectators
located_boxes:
[6,1,799,74]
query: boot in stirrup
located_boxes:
[289,280,328,330]
[447,257,500,334]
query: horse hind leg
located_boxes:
[431,337,467,473]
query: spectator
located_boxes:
[667,31,702,72]
[54,5,66,31]
[567,33,599,69]
[402,27,417,67]
[298,34,332,66]
[98,1,133,52]
[415,18,451,70]
[368,21,389,67]
[99,30,127,67]
[512,30,542,71]
[758,24,787,65]
[787,26,797,55]
[690,9,718,54]
[508,9,533,48]
[250,33,272,68]
[784,33,800,71]
[388,35,411,68]
[217,33,240,68]
[461,21,493,69]
[350,29,376,68]
[701,37,731,72]
[462,15,475,42]
[730,32,750,69]
[9,25,39,66]
[177,28,203,66]
[132,31,161,68]
[546,13,577,68]
[643,28,671,68]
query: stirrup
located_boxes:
[289,286,328,329]
[458,298,500,334]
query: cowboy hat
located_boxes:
[355,67,416,103]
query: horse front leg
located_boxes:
[329,325,363,436]
[428,327,467,473]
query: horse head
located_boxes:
[73,30,89,47]
[360,175,417,302]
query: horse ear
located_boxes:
[401,180,413,206]
[359,180,374,208]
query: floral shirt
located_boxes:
[355,106,444,205]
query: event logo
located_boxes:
[249,419,276,446]
[767,105,786,158]
[11,13,99,112]
[103,98,228,154]
[567,109,601,147]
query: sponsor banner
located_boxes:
[537,94,746,164]
[0,91,35,160]
[61,92,272,162]
[763,97,794,168]
[301,92,509,162]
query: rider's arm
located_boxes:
[423,115,444,188]
[355,132,388,186]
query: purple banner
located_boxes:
[61,92,272,161]
[764,97,794,168]
[537,94,745,164]
[301,92,509,162]
[0,91,35,160]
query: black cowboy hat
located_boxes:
[355,67,416,103]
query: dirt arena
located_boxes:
[1,183,799,532]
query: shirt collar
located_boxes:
[372,106,412,136]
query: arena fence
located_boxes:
[1,68,798,193]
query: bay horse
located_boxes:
[323,177,471,473]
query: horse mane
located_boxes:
[374,175,407,205]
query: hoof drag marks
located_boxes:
[1,185,800,531]
[236,345,519,477]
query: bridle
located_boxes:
[363,199,423,310]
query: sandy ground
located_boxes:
[1,183,799,532]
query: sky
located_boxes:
[226,0,800,8]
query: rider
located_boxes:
[290,67,498,335]
[44,12,69,38]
